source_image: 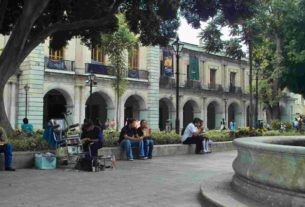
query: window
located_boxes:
[210,69,216,89]
[91,47,106,64]
[230,72,236,87]
[187,65,190,80]
[49,42,64,61]
[128,45,139,70]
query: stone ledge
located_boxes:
[200,173,268,207]
[0,142,234,169]
[98,141,235,160]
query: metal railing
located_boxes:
[128,69,149,80]
[185,80,202,89]
[44,57,75,72]
[85,63,115,75]
[208,84,223,91]
[159,76,176,88]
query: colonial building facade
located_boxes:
[1,36,300,131]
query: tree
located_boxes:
[0,0,255,133]
[99,14,137,131]
[199,2,262,129]
[281,0,305,98]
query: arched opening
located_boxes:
[183,100,200,128]
[159,100,169,131]
[43,89,67,128]
[207,103,216,129]
[85,92,108,125]
[207,101,222,130]
[124,95,146,123]
[159,98,175,131]
[228,102,241,128]
[183,101,194,128]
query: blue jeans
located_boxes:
[143,139,154,158]
[120,139,144,159]
[0,144,13,167]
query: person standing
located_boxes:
[0,126,15,171]
[119,119,145,161]
[104,118,110,130]
[137,120,154,159]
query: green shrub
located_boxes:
[271,120,281,130]
[204,130,232,142]
[284,122,293,130]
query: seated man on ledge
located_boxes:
[81,120,103,160]
[0,126,15,171]
[119,118,146,161]
[181,118,210,154]
[137,120,154,159]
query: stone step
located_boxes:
[200,173,269,207]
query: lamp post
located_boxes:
[87,72,96,121]
[254,62,259,128]
[172,36,184,134]
[224,98,228,128]
[24,84,30,118]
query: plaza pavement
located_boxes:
[0,151,236,207]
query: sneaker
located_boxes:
[139,157,148,160]
[5,167,16,171]
[148,157,152,159]
[128,158,134,161]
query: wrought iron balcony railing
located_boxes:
[44,57,75,72]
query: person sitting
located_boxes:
[119,118,146,161]
[137,120,154,159]
[110,119,116,130]
[21,118,34,135]
[104,118,110,130]
[182,118,210,154]
[0,126,15,171]
[81,120,103,160]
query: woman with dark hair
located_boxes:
[21,118,34,134]
[137,120,154,159]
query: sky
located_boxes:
[177,18,247,52]
[177,18,231,45]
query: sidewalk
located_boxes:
[0,151,236,207]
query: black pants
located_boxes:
[183,136,205,154]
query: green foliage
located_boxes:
[270,120,281,130]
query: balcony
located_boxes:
[208,84,223,92]
[85,63,149,80]
[160,76,176,88]
[85,63,115,75]
[128,69,149,80]
[229,85,242,94]
[185,79,202,90]
[44,57,75,72]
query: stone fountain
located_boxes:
[200,136,305,207]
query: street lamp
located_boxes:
[224,98,228,128]
[87,72,97,121]
[254,62,259,128]
[172,36,184,134]
[24,84,30,118]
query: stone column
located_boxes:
[146,46,160,130]
[10,82,17,127]
[202,97,207,129]
[222,64,227,91]
[17,44,45,129]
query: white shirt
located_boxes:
[181,123,198,142]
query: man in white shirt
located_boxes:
[182,118,210,154]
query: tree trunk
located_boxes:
[0,81,12,134]
[248,41,254,130]
[271,33,283,121]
